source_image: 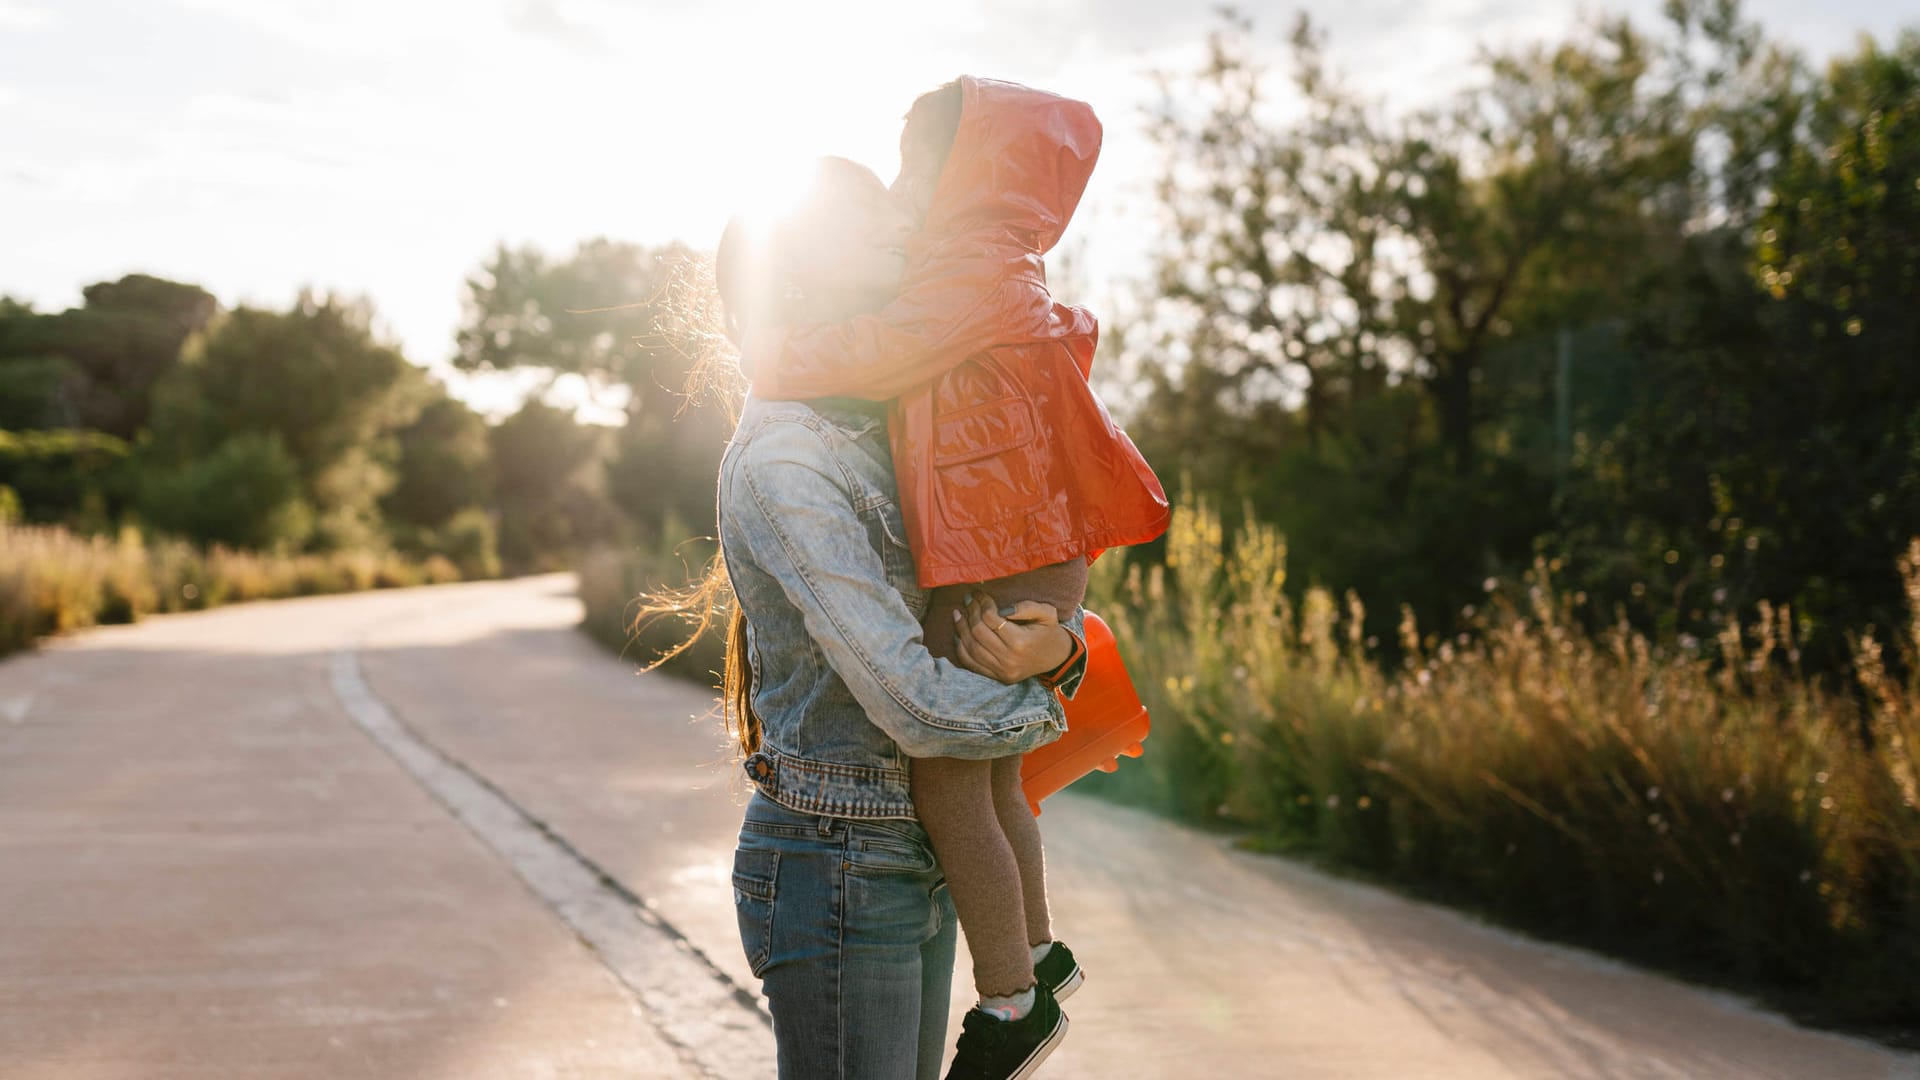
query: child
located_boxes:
[744,77,1169,1079]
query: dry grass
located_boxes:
[1085,493,1919,1026]
[0,523,463,655]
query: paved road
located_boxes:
[2,574,1914,1078]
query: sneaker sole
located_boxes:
[1049,964,1085,1003]
[1008,1012,1069,1080]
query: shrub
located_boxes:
[1081,493,1920,1026]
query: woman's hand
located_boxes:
[949,591,1074,685]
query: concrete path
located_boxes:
[2,574,1915,1078]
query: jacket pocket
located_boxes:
[731,847,779,977]
[930,374,1047,529]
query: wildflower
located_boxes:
[1325,794,1340,809]
[1814,771,1829,784]
[1729,832,1741,847]
[1647,786,1660,801]
[1357,796,1372,810]
[1653,869,1665,885]
[1647,813,1662,827]
[1483,578,1497,593]
[1721,788,1735,803]
[1799,870,1812,883]
[1820,796,1835,811]
[1219,731,1236,746]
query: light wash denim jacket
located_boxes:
[718,393,1082,820]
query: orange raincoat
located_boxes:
[745,76,1169,588]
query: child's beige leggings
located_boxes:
[913,557,1089,998]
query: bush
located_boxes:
[576,533,725,686]
[0,428,131,523]
[139,432,313,550]
[1080,492,1920,1027]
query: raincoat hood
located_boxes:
[919,76,1103,256]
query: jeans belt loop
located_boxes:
[816,814,834,837]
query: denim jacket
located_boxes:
[718,393,1082,820]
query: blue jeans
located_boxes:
[733,791,958,1079]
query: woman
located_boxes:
[708,156,1088,1079]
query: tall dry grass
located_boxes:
[0,522,462,656]
[1084,492,1920,1025]
[576,533,726,685]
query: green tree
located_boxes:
[488,399,617,570]
[384,391,492,531]
[1552,30,1920,675]
[1128,1,1803,645]
[454,239,729,541]
[0,275,217,437]
[145,292,419,550]
[139,431,314,550]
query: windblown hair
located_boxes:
[625,251,759,760]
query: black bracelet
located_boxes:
[1038,626,1086,690]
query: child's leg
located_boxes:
[910,757,1035,998]
[989,753,1052,947]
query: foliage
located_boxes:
[488,398,619,571]
[1080,492,1919,1027]
[576,528,726,685]
[384,393,493,531]
[0,428,131,524]
[0,274,217,437]
[1125,3,1914,681]
[137,431,314,551]
[0,521,461,658]
[1548,30,1920,676]
[455,239,731,540]
[145,292,420,551]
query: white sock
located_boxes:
[1030,941,1054,965]
[979,984,1036,1022]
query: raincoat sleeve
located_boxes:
[745,279,1091,402]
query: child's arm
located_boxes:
[745,263,1094,402]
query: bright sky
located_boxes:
[3,0,1914,418]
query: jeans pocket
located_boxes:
[845,827,936,875]
[732,847,779,977]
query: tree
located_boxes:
[384,391,492,531]
[454,239,730,540]
[1126,1,1805,644]
[0,275,217,437]
[1552,30,1920,676]
[488,399,618,570]
[145,292,419,550]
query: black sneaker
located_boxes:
[944,981,1068,1080]
[1033,941,1084,1003]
